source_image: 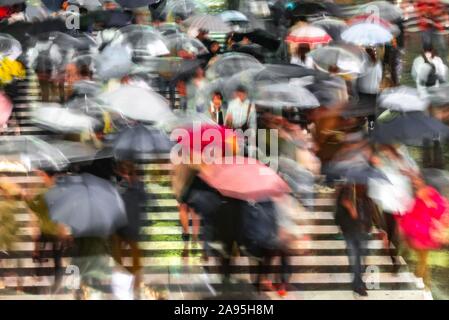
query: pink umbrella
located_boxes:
[0,92,12,127]
[199,156,291,202]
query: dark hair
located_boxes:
[212,91,223,100]
[365,47,377,63]
[297,43,310,63]
[235,85,247,93]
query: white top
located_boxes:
[290,55,315,69]
[357,60,383,94]
[226,98,257,130]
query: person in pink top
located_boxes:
[397,173,449,291]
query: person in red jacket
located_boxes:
[415,0,449,60]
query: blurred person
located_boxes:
[225,86,257,131]
[356,47,383,132]
[415,0,449,60]
[196,29,213,50]
[111,161,148,298]
[133,7,151,26]
[290,43,314,69]
[412,45,448,95]
[335,183,376,296]
[203,40,221,66]
[0,179,21,291]
[21,170,72,292]
[369,145,418,272]
[397,173,449,296]
[64,60,94,101]
[186,67,207,113]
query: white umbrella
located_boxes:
[341,23,393,46]
[184,14,232,36]
[254,82,320,109]
[309,45,366,75]
[95,44,133,80]
[219,10,249,23]
[379,86,430,112]
[98,85,172,123]
[0,34,22,60]
[31,104,102,133]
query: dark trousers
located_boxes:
[256,249,291,286]
[34,234,64,287]
[384,213,399,261]
[344,233,367,290]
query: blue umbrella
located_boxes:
[45,174,127,237]
[41,0,64,12]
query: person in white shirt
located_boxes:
[225,86,257,131]
[412,45,448,96]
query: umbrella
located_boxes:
[254,82,320,109]
[31,104,102,133]
[285,25,332,46]
[116,0,158,9]
[341,23,393,46]
[232,43,264,61]
[68,0,102,10]
[0,0,26,4]
[95,44,133,80]
[426,84,449,107]
[41,0,64,12]
[156,22,182,36]
[111,124,173,160]
[0,33,22,60]
[45,173,127,237]
[163,33,209,56]
[0,136,69,172]
[50,140,113,164]
[205,52,263,80]
[25,3,50,22]
[348,14,400,36]
[339,164,391,185]
[98,85,173,123]
[373,111,449,146]
[198,156,291,202]
[184,14,232,36]
[311,17,347,42]
[359,1,403,22]
[306,75,348,106]
[378,86,430,112]
[231,28,281,51]
[163,0,207,20]
[219,10,248,23]
[156,110,216,133]
[422,168,449,198]
[285,1,328,17]
[71,80,102,97]
[114,26,170,59]
[309,44,366,75]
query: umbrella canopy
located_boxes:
[309,44,366,75]
[0,33,21,60]
[254,82,320,109]
[95,44,133,80]
[198,157,291,202]
[72,80,102,97]
[163,33,209,56]
[0,0,27,4]
[348,14,400,36]
[51,140,113,164]
[68,0,102,10]
[285,1,329,17]
[378,86,430,112]
[112,124,173,160]
[339,164,391,185]
[156,22,182,36]
[45,173,127,237]
[230,28,281,51]
[341,23,393,46]
[116,0,158,9]
[311,18,347,42]
[41,0,64,12]
[98,85,172,123]
[359,1,403,22]
[426,84,449,107]
[219,10,249,23]
[286,24,332,46]
[163,0,207,20]
[114,26,170,60]
[31,104,102,133]
[373,111,449,146]
[205,52,263,80]
[184,14,232,36]
[0,136,69,172]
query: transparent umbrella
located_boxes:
[206,52,263,80]
[163,33,209,56]
[0,33,22,60]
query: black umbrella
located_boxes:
[45,173,127,237]
[285,1,328,17]
[111,124,173,160]
[232,43,264,62]
[116,0,158,9]
[0,0,25,5]
[373,111,449,146]
[231,29,281,51]
[0,19,66,44]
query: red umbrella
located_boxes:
[198,156,291,202]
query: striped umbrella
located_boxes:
[285,25,332,46]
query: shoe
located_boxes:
[423,289,433,300]
[353,286,368,297]
[181,233,190,242]
[276,283,288,298]
[415,277,426,290]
